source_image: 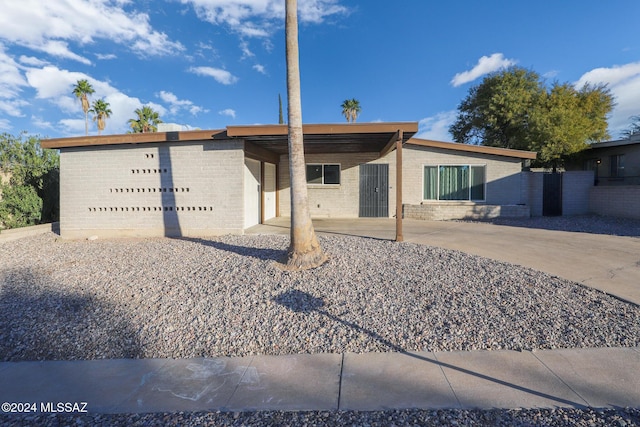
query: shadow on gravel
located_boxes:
[178,237,287,262]
[0,268,142,362]
[274,289,589,410]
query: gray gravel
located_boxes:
[2,407,640,426]
[1,226,639,426]
[1,233,639,362]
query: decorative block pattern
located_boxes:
[59,141,245,238]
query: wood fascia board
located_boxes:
[244,141,280,164]
[379,130,401,158]
[407,138,537,160]
[40,129,226,149]
[227,122,419,138]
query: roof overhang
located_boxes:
[40,129,226,149]
[41,122,419,156]
[407,138,537,160]
[226,122,418,155]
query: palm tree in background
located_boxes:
[341,98,361,123]
[72,79,95,135]
[128,106,163,133]
[89,99,112,135]
[283,0,327,270]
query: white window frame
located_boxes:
[306,163,341,186]
[422,164,486,202]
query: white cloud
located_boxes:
[219,108,236,119]
[189,66,239,85]
[253,64,266,74]
[18,55,49,67]
[0,118,12,131]
[415,111,457,141]
[0,0,184,64]
[0,46,29,101]
[574,62,640,135]
[96,53,117,60]
[182,0,348,37]
[157,90,207,116]
[23,65,162,135]
[240,40,254,58]
[451,53,516,87]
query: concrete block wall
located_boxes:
[562,171,594,216]
[278,152,396,218]
[524,172,544,216]
[60,140,245,238]
[402,145,526,205]
[590,186,640,219]
[404,203,529,221]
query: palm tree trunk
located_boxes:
[284,0,326,270]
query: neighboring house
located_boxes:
[566,134,640,185]
[41,122,537,239]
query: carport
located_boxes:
[223,122,418,241]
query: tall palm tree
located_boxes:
[284,0,326,270]
[128,106,163,133]
[72,79,95,135]
[341,98,361,123]
[89,99,112,135]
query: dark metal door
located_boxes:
[543,173,563,216]
[359,164,389,217]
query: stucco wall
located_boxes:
[60,140,245,238]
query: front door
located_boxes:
[359,164,389,217]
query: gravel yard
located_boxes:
[2,222,640,427]
[1,230,639,362]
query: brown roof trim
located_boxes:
[41,129,226,149]
[227,122,419,137]
[407,138,537,160]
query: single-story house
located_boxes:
[41,122,537,239]
[566,134,640,186]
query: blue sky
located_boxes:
[0,0,639,140]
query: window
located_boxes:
[306,164,340,185]
[423,165,485,201]
[610,155,624,178]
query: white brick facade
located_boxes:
[60,140,245,238]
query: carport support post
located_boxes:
[395,131,403,242]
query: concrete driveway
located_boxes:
[248,217,640,305]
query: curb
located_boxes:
[0,222,59,242]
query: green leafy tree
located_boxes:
[128,106,163,133]
[530,83,612,168]
[450,67,614,167]
[341,98,362,123]
[622,115,640,138]
[450,67,544,150]
[72,79,95,136]
[0,133,59,229]
[278,93,284,124]
[90,99,112,135]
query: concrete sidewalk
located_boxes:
[1,347,639,414]
[248,218,640,305]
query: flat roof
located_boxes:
[41,122,418,154]
[407,138,537,160]
[41,129,226,149]
[227,122,418,155]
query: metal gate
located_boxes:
[543,173,563,216]
[359,164,389,217]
